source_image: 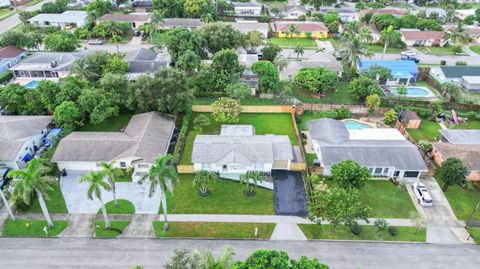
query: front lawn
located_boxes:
[2,219,68,237]
[366,45,402,54]
[416,46,456,55]
[180,113,297,164]
[100,199,135,214]
[452,120,480,130]
[0,8,14,20]
[299,224,426,242]
[94,220,130,238]
[470,45,480,55]
[407,120,441,142]
[306,153,317,167]
[18,180,68,214]
[268,37,317,48]
[78,114,133,132]
[467,227,480,244]
[166,174,275,215]
[292,82,358,105]
[442,185,480,221]
[153,222,276,239]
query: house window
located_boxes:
[120,162,126,168]
[404,171,420,178]
[383,168,389,175]
[374,167,383,176]
[368,167,373,174]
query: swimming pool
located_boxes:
[392,87,431,97]
[343,120,373,129]
[25,80,39,89]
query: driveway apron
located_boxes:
[272,170,308,217]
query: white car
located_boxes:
[401,50,417,57]
[411,182,433,207]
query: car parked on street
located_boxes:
[411,182,433,207]
[88,39,103,45]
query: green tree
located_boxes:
[165,249,195,269]
[380,25,400,60]
[192,114,210,132]
[349,76,382,102]
[291,256,329,269]
[251,61,280,94]
[193,170,218,196]
[442,82,462,102]
[43,31,80,52]
[80,171,112,228]
[212,97,241,123]
[99,161,118,207]
[109,34,123,54]
[78,87,120,124]
[154,0,186,18]
[53,101,84,130]
[140,154,179,230]
[93,20,130,39]
[239,171,265,196]
[294,67,339,94]
[225,82,251,99]
[383,109,397,125]
[0,31,42,50]
[418,140,433,153]
[99,73,129,104]
[176,50,201,75]
[236,250,290,269]
[294,45,304,60]
[362,65,392,84]
[37,80,61,112]
[71,51,111,81]
[199,22,241,54]
[184,0,210,18]
[446,23,469,46]
[359,27,373,43]
[103,54,128,75]
[339,36,367,75]
[240,30,264,53]
[164,27,206,63]
[286,24,300,58]
[0,84,27,114]
[56,76,88,104]
[193,247,235,269]
[261,42,282,62]
[439,158,468,191]
[210,49,244,91]
[396,85,407,96]
[331,160,370,189]
[87,0,113,20]
[365,94,381,115]
[155,69,193,113]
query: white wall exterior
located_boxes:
[283,9,306,19]
[235,7,262,16]
[0,127,48,169]
[193,162,273,175]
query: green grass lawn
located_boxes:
[94,220,130,238]
[25,0,44,6]
[416,46,455,55]
[297,109,349,132]
[299,224,426,242]
[193,98,284,105]
[149,31,167,44]
[18,180,68,214]
[467,227,480,244]
[78,114,133,132]
[366,45,402,54]
[180,113,297,164]
[167,174,275,214]
[452,120,480,130]
[470,45,480,55]
[2,220,68,237]
[306,153,317,167]
[407,121,441,142]
[292,82,358,105]
[0,8,14,20]
[99,199,135,214]
[442,185,480,221]
[153,222,276,239]
[268,37,317,48]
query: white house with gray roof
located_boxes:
[307,118,427,179]
[124,48,170,80]
[28,11,88,29]
[233,2,262,16]
[52,112,175,182]
[192,125,294,179]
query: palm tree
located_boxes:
[380,25,401,60]
[339,36,367,75]
[360,27,374,44]
[8,159,55,227]
[446,23,469,47]
[193,170,218,197]
[286,24,300,58]
[193,247,235,269]
[109,34,122,54]
[0,188,15,220]
[80,171,112,228]
[100,161,118,207]
[239,171,265,196]
[71,58,99,81]
[139,154,179,231]
[294,45,304,60]
[340,22,359,43]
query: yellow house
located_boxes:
[274,21,329,39]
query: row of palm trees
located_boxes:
[193,170,266,197]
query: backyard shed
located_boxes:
[399,110,421,129]
[359,60,419,83]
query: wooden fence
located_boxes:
[177,165,194,174]
[299,103,388,115]
[192,105,294,113]
[395,120,416,144]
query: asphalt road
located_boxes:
[0,238,479,269]
[372,51,480,66]
[0,0,53,34]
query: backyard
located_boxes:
[407,120,441,142]
[292,82,358,105]
[452,120,480,130]
[165,174,275,215]
[78,114,133,132]
[153,222,276,239]
[268,37,317,48]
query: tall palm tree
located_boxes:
[294,45,304,60]
[0,188,15,220]
[140,154,179,231]
[380,25,400,60]
[286,24,300,58]
[193,170,218,197]
[100,161,118,207]
[446,23,469,46]
[109,34,122,54]
[193,247,235,269]
[239,171,265,196]
[80,171,112,228]
[8,159,55,227]
[340,22,359,43]
[360,27,374,44]
[339,36,367,75]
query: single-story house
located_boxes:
[359,60,419,84]
[359,8,406,18]
[455,9,475,20]
[0,46,26,74]
[124,48,170,81]
[238,53,258,69]
[466,27,480,43]
[98,13,150,28]
[272,21,328,39]
[282,5,307,20]
[461,76,480,92]
[0,116,53,169]
[233,2,262,16]
[307,118,428,179]
[398,110,421,129]
[281,59,343,80]
[52,112,175,182]
[433,129,480,181]
[413,7,447,18]
[10,52,86,80]
[320,7,358,22]
[162,18,204,30]
[28,11,88,29]
[239,69,259,95]
[233,21,269,38]
[131,0,153,12]
[430,66,480,87]
[400,29,446,47]
[192,125,294,179]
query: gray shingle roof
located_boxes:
[0,116,52,160]
[125,48,170,73]
[439,129,480,144]
[433,142,480,170]
[52,112,175,163]
[11,52,85,72]
[439,66,480,78]
[163,18,203,28]
[28,11,87,23]
[307,118,350,144]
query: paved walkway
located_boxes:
[271,223,307,240]
[61,214,95,238]
[120,214,155,238]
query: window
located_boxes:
[368,168,373,174]
[120,162,126,168]
[374,168,383,175]
[383,168,389,175]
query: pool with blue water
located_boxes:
[343,120,372,129]
[25,80,39,89]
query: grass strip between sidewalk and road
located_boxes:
[467,227,480,244]
[2,219,68,237]
[94,220,130,238]
[153,222,276,239]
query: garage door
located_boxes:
[404,171,419,178]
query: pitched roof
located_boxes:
[0,46,25,59]
[124,48,170,73]
[307,118,350,144]
[439,129,480,144]
[433,142,480,170]
[233,2,262,8]
[400,30,445,40]
[52,112,175,163]
[361,8,406,16]
[100,13,150,22]
[275,22,328,32]
[10,52,85,72]
[163,18,203,28]
[0,116,52,160]
[399,110,420,121]
[283,5,307,13]
[28,11,88,23]
[439,66,480,78]
[233,22,268,36]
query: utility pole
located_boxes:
[465,199,480,228]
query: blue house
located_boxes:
[359,60,419,84]
[0,46,26,75]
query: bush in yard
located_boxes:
[373,218,389,237]
[252,61,280,94]
[192,114,210,132]
[396,85,407,96]
[439,157,468,191]
[43,30,81,52]
[351,222,362,235]
[361,65,392,84]
[331,160,370,189]
[418,140,433,153]
[335,107,352,119]
[442,82,462,102]
[383,109,397,125]
[455,61,467,66]
[365,94,381,115]
[212,97,242,123]
[226,82,252,99]
[388,226,398,236]
[349,76,382,101]
[53,101,83,131]
[193,170,218,197]
[440,60,446,65]
[294,67,339,94]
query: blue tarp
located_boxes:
[45,128,63,146]
[22,153,32,162]
[359,60,419,81]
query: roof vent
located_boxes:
[50,60,57,68]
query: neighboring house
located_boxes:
[461,76,480,92]
[359,8,406,18]
[28,11,88,29]
[359,60,419,84]
[238,53,258,69]
[162,18,204,30]
[0,0,11,7]
[272,21,328,39]
[239,69,259,95]
[0,46,26,74]
[233,21,269,38]
[430,66,480,87]
[0,116,53,169]
[192,125,294,179]
[320,7,358,22]
[413,7,447,18]
[398,110,421,129]
[131,0,153,12]
[281,59,343,80]
[454,9,475,20]
[124,48,170,81]
[307,118,428,179]
[52,112,175,182]
[465,27,480,43]
[400,29,446,47]
[98,13,150,28]
[282,5,307,19]
[232,2,262,16]
[10,52,86,80]
[433,129,480,181]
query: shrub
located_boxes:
[374,218,389,236]
[172,110,192,164]
[440,60,446,65]
[467,111,478,120]
[351,223,362,235]
[335,107,352,119]
[455,61,467,66]
[192,114,210,132]
[388,226,398,236]
[0,71,13,84]
[212,97,242,123]
[383,109,397,125]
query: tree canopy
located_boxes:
[294,67,339,94]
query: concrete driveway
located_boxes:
[60,171,161,214]
[272,170,307,217]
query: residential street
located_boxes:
[0,0,53,34]
[372,50,480,66]
[0,237,479,268]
